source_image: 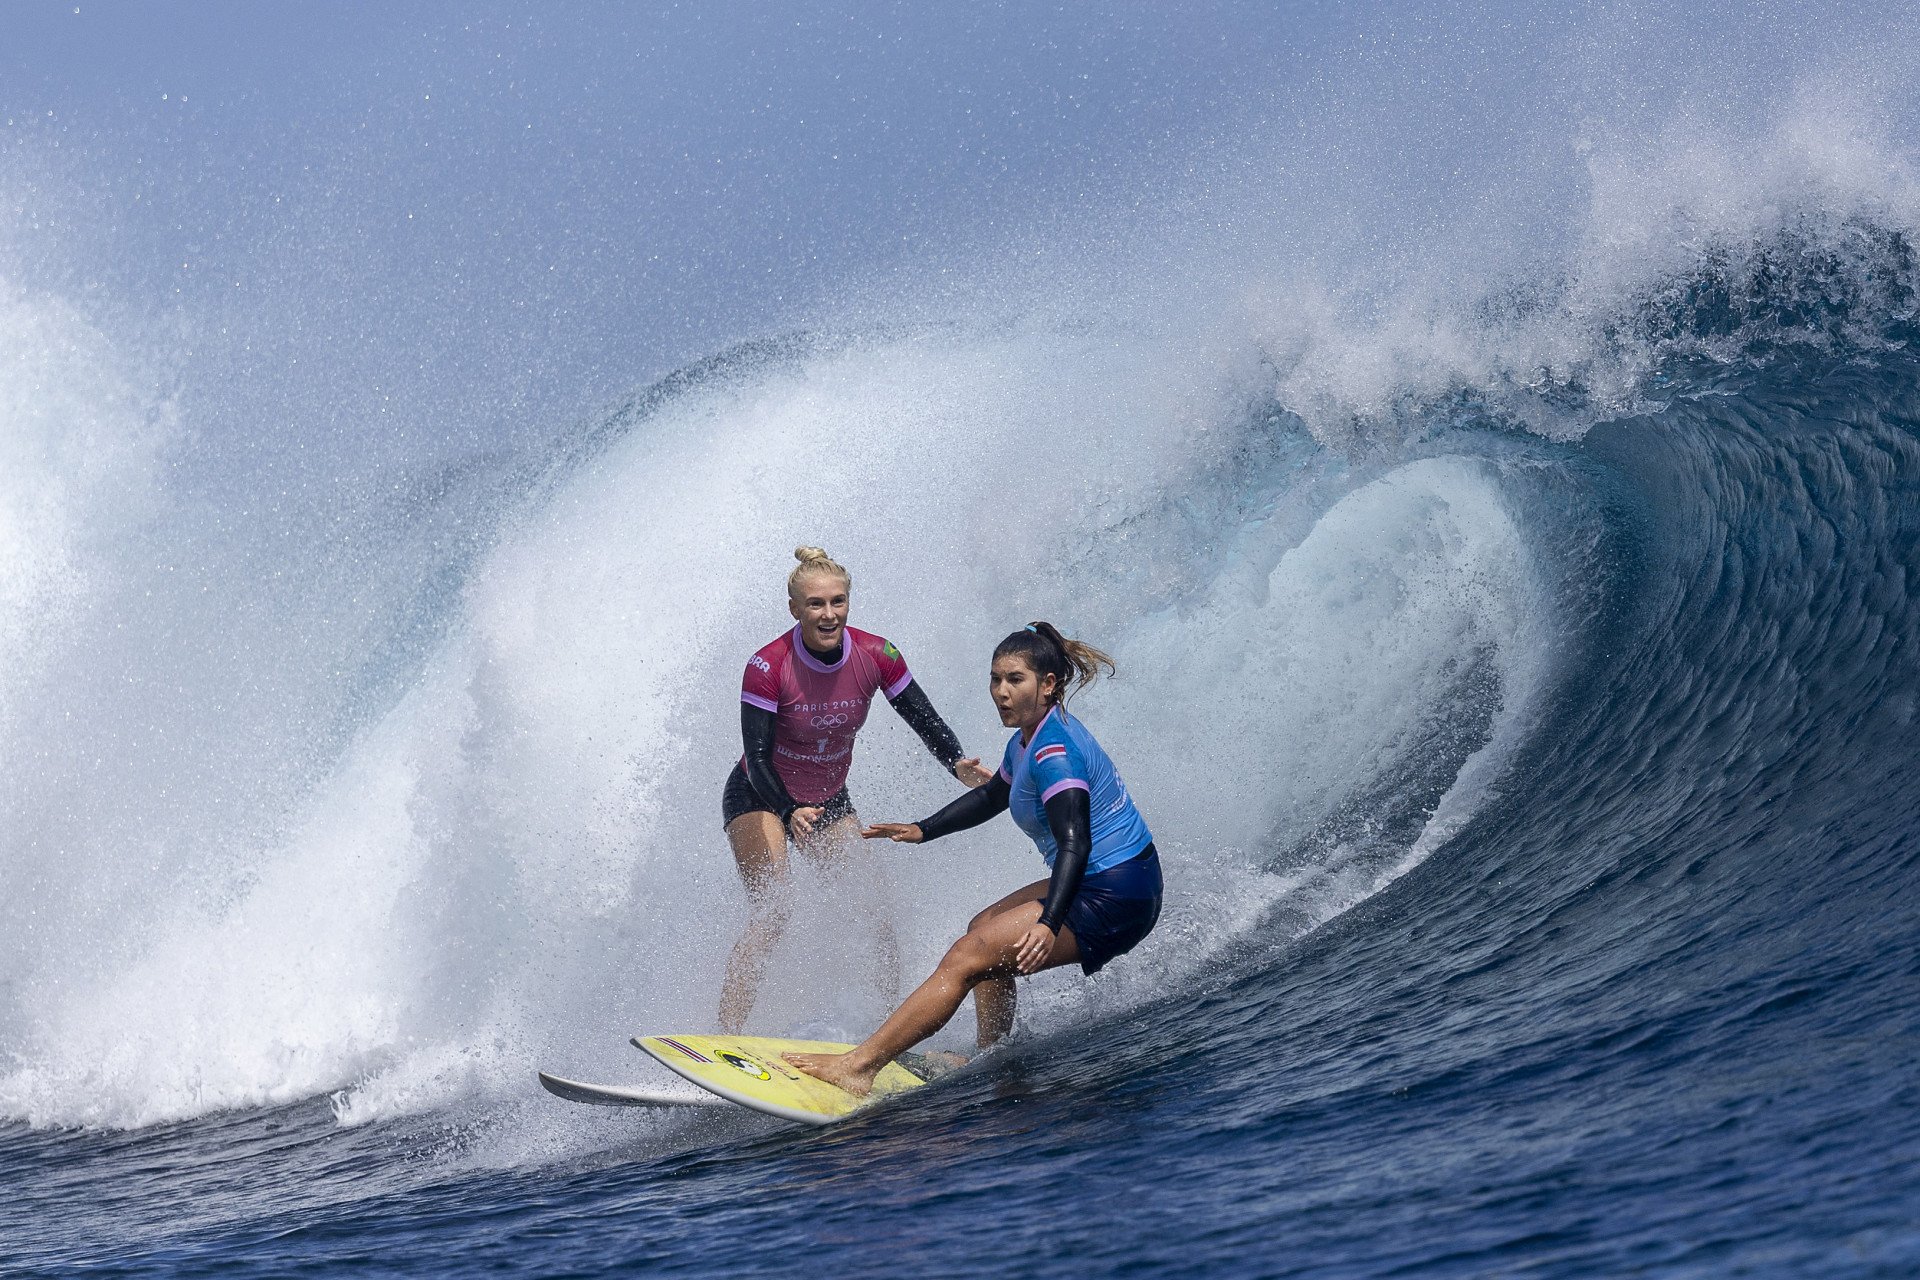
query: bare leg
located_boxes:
[876,916,903,1007]
[719,811,790,1034]
[964,880,1050,1047]
[798,811,901,1008]
[785,885,1080,1096]
[973,976,1016,1047]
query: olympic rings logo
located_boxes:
[809,713,851,728]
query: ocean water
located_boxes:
[5,5,1920,1277]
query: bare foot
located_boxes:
[783,1050,879,1097]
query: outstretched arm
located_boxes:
[887,679,966,774]
[865,772,1011,843]
[740,704,798,823]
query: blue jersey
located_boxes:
[999,706,1153,874]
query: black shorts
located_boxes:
[1064,845,1163,975]
[720,762,855,832]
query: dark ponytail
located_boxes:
[992,621,1115,712]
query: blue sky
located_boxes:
[3,3,1349,434]
[3,1,1914,461]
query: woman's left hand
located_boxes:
[1014,922,1056,974]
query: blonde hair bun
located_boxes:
[787,546,852,597]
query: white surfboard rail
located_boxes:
[537,1070,729,1108]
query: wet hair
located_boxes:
[992,621,1115,711]
[787,545,851,599]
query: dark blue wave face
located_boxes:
[1163,352,1920,1276]
[7,339,1920,1278]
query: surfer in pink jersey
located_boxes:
[720,546,989,1033]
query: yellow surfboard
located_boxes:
[633,1033,937,1125]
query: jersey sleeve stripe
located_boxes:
[1040,778,1090,802]
[883,668,914,699]
[997,765,1012,781]
[740,691,778,712]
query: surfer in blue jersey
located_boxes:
[787,621,1162,1096]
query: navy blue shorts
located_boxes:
[1064,845,1163,975]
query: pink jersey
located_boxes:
[739,625,915,804]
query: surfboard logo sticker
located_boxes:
[659,1037,711,1063]
[718,1051,772,1082]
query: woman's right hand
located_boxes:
[953,757,994,789]
[861,822,924,843]
[788,806,825,839]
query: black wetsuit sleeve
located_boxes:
[1036,787,1093,934]
[915,772,1011,843]
[888,679,966,773]
[741,703,798,822]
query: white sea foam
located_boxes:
[0,283,171,725]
